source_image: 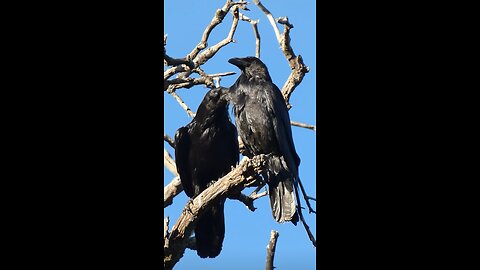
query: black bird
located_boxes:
[174,87,239,258]
[228,56,300,225]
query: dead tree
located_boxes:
[164,1,316,269]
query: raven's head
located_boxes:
[228,56,272,82]
[196,87,230,117]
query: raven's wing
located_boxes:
[174,126,194,198]
[226,120,240,165]
[266,82,301,172]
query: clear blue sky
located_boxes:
[164,1,316,269]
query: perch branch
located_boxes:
[164,154,270,270]
[265,230,279,270]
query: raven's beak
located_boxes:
[228,57,248,69]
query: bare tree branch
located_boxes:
[228,184,268,212]
[164,1,246,91]
[164,154,270,270]
[164,72,236,91]
[253,1,310,110]
[164,176,184,208]
[239,12,261,58]
[164,133,175,148]
[265,230,279,270]
[293,180,317,247]
[166,90,195,118]
[192,5,240,67]
[253,0,281,42]
[163,1,316,266]
[164,149,178,176]
[291,121,316,131]
[186,0,247,63]
[164,49,195,69]
[163,149,185,208]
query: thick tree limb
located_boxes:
[265,230,279,270]
[164,154,269,270]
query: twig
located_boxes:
[293,178,317,247]
[296,177,316,214]
[253,0,281,42]
[164,154,270,270]
[239,12,261,58]
[229,187,268,212]
[291,121,316,132]
[166,90,195,118]
[265,230,279,270]
[164,133,175,148]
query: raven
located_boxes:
[228,56,300,225]
[174,87,239,258]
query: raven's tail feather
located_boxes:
[266,156,299,225]
[195,200,225,258]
